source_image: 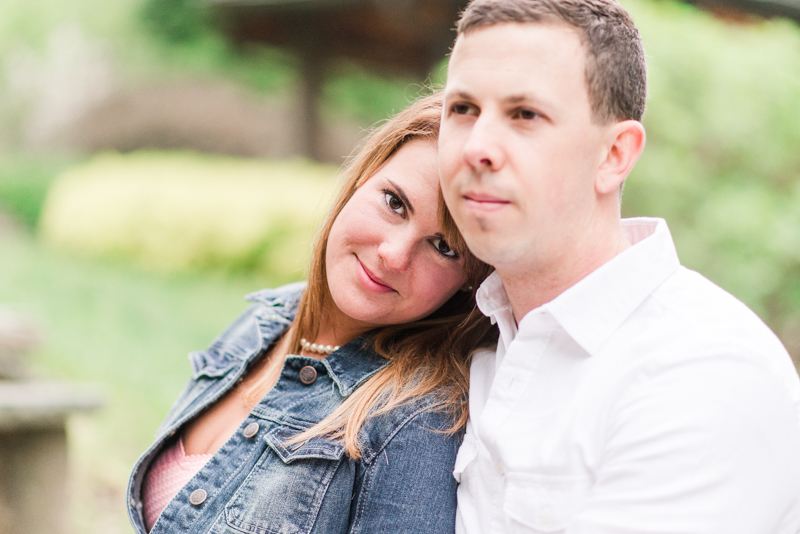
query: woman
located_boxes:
[126,93,497,534]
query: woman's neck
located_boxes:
[307,304,374,353]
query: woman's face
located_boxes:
[326,139,468,330]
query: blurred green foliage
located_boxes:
[323,63,425,125]
[621,0,800,354]
[141,0,209,44]
[39,152,339,283]
[0,156,77,227]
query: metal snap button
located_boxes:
[189,488,207,505]
[299,365,317,385]
[243,422,260,438]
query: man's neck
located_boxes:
[498,223,631,322]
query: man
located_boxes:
[438,1,800,532]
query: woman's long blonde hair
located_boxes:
[257,92,496,458]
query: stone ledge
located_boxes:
[0,381,104,431]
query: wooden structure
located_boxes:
[209,0,468,160]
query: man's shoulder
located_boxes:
[627,265,800,406]
[652,266,784,352]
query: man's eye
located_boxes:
[515,108,538,120]
[432,237,457,258]
[384,192,405,214]
[452,103,475,116]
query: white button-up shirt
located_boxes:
[456,218,800,534]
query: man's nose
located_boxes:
[462,113,504,172]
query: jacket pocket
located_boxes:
[224,426,347,534]
[502,473,592,533]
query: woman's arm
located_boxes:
[348,407,461,534]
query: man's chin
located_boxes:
[460,233,520,269]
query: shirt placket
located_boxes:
[476,309,558,533]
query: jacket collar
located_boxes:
[247,282,390,397]
[322,337,390,397]
[246,281,307,322]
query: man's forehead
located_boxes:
[453,21,584,55]
[448,23,585,76]
[445,22,588,105]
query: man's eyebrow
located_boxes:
[446,90,541,106]
[387,179,414,215]
[444,90,475,102]
[505,93,537,104]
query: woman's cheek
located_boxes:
[417,261,466,310]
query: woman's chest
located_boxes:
[149,412,355,534]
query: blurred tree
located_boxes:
[141,0,211,43]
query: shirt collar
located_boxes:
[477,217,681,356]
[476,271,517,358]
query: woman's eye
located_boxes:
[432,237,457,258]
[384,192,405,215]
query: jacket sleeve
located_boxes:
[348,407,460,534]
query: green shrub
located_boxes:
[39,151,339,282]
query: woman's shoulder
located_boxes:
[189,282,306,379]
[357,391,462,465]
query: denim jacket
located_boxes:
[127,282,460,534]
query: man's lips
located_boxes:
[356,257,395,294]
[463,192,510,212]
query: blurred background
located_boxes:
[0,0,798,531]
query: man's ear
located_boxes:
[595,120,646,195]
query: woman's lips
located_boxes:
[355,257,395,294]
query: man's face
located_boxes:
[440,22,608,275]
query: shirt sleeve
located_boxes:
[568,352,800,534]
[348,408,460,534]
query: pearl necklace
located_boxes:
[300,338,340,355]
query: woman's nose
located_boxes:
[378,233,414,272]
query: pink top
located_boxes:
[141,438,211,531]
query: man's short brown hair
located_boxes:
[457,0,647,123]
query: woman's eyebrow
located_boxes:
[386,179,414,215]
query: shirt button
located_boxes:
[242,422,259,438]
[189,488,207,505]
[539,504,553,525]
[299,366,317,385]
[494,459,504,476]
[129,497,136,507]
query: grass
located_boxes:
[0,227,290,533]
[0,155,78,228]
